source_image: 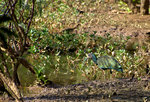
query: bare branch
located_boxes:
[26,0,35,35]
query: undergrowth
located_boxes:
[27,0,149,85]
[28,28,149,85]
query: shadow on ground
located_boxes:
[22,78,150,102]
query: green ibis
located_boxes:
[85,53,123,74]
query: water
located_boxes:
[17,54,85,86]
[17,54,123,87]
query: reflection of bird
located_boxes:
[86,53,123,74]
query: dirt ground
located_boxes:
[75,2,150,40]
[24,78,150,102]
[1,78,150,102]
[0,2,150,102]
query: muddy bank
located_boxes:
[1,78,149,102]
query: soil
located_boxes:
[25,78,150,102]
[1,78,150,102]
[75,3,150,41]
[0,2,150,102]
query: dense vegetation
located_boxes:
[29,27,148,84]
[0,0,149,101]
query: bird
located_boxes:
[85,53,123,74]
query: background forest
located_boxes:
[0,0,150,102]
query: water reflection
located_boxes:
[17,54,123,87]
[18,54,84,86]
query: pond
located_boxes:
[17,53,116,87]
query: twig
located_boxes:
[26,0,35,34]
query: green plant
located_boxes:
[118,0,132,13]
[28,26,148,85]
[0,0,47,101]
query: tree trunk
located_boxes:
[12,57,36,86]
[0,70,23,102]
[13,62,21,86]
[140,0,149,15]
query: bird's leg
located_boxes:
[103,69,106,80]
[110,69,112,74]
[110,69,113,79]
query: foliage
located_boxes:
[28,27,148,85]
[6,0,146,86]
[0,0,148,87]
[118,1,132,13]
[0,15,17,48]
[33,0,99,33]
[0,14,23,101]
[0,0,44,101]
